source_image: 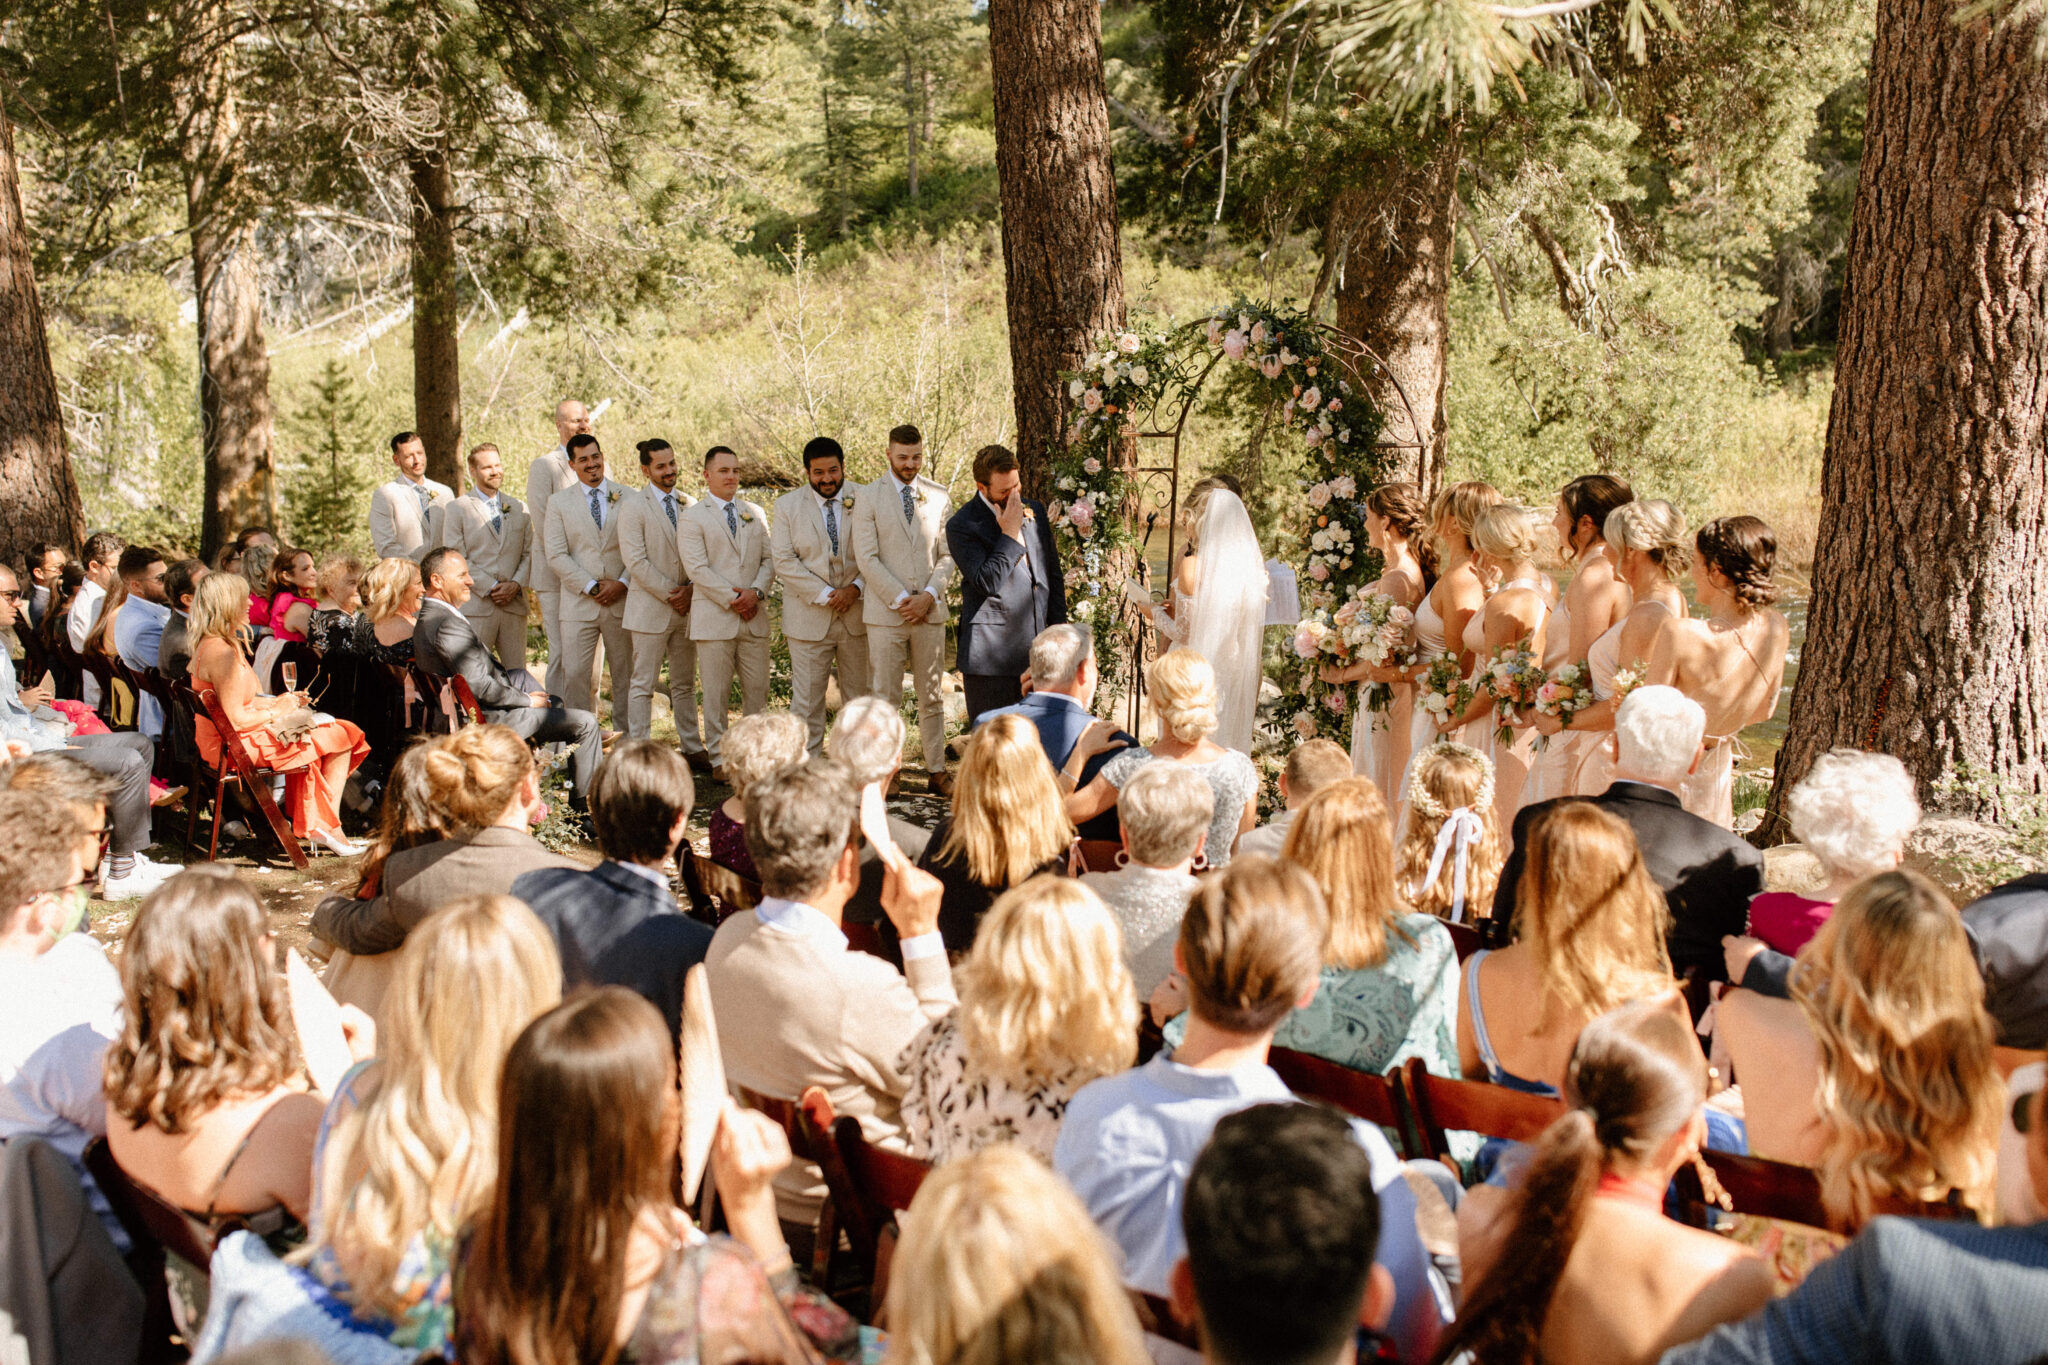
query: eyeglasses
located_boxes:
[0,590,20,603]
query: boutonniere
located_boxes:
[740,509,757,524]
[841,493,856,510]
[605,488,621,506]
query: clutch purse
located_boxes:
[266,707,320,745]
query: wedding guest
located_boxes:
[188,572,370,857]
[1648,515,1791,828]
[1442,1002,1773,1365]
[1237,738,1351,861]
[1742,749,1919,957]
[359,556,424,667]
[104,867,331,1239]
[240,542,276,632]
[898,876,1137,1163]
[67,534,122,711]
[677,445,773,771]
[772,437,868,757]
[437,443,532,672]
[1080,761,1208,996]
[308,556,363,656]
[299,894,562,1355]
[347,741,450,903]
[368,431,453,563]
[1402,482,1500,765]
[1716,870,2000,1227]
[1397,741,1504,925]
[109,546,170,737]
[884,1145,1149,1365]
[1519,474,1634,808]
[947,442,1066,724]
[1459,801,1684,1099]
[826,694,932,927]
[453,988,857,1365]
[919,712,1074,951]
[1174,1105,1396,1365]
[22,542,66,631]
[542,433,635,724]
[977,622,1135,841]
[618,438,707,759]
[708,710,808,884]
[1445,502,1555,821]
[266,547,320,644]
[1064,650,1259,871]
[157,557,208,679]
[525,398,590,700]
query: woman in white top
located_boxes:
[1520,475,1634,807]
[1318,482,1431,818]
[1442,503,1554,826]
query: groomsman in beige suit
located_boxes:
[617,437,711,768]
[437,443,531,669]
[677,445,773,773]
[542,433,633,724]
[369,432,454,561]
[849,423,955,795]
[771,437,869,756]
[526,398,588,687]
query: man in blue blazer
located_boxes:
[977,623,1134,842]
[511,738,712,1042]
[946,443,1066,725]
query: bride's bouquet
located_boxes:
[1417,653,1474,730]
[1483,642,1546,747]
[1532,661,1595,750]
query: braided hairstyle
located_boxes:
[1694,516,1779,609]
[1367,481,1438,587]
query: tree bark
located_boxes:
[1761,0,2048,837]
[409,144,464,493]
[987,0,1126,498]
[0,88,86,556]
[177,8,273,562]
[1334,134,1459,496]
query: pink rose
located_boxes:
[1390,605,1414,626]
[1260,355,1283,380]
[1081,388,1102,412]
[1292,712,1317,740]
[1223,330,1247,360]
[1308,561,1330,582]
[1302,385,1322,411]
[1118,332,1141,354]
[1083,457,1102,475]
[1068,502,1095,535]
[1324,690,1348,714]
[1304,427,1323,448]
[1291,629,1319,660]
[1327,398,1343,412]
[1206,318,1223,347]
[1250,321,1267,345]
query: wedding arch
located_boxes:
[1048,301,1426,747]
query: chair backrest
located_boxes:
[1132,1290,1202,1352]
[842,921,889,961]
[1403,1058,1568,1162]
[801,1097,932,1318]
[196,687,272,778]
[448,674,485,725]
[691,851,762,920]
[1673,1149,1978,1232]
[83,1138,225,1272]
[1443,919,1485,963]
[1268,1047,1409,1140]
[1075,839,1124,874]
[731,1083,816,1162]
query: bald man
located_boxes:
[527,398,589,690]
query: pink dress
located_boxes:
[1746,892,1833,957]
[269,591,315,643]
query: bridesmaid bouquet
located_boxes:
[1533,661,1595,751]
[1334,590,1415,725]
[1483,643,1547,747]
[1418,653,1474,727]
[1610,663,1649,703]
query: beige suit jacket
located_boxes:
[544,479,630,623]
[311,826,580,957]
[439,491,531,620]
[369,477,455,562]
[524,449,578,594]
[705,910,956,1150]
[678,495,773,641]
[850,475,954,627]
[618,484,697,635]
[771,488,866,643]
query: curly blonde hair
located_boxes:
[1793,869,2000,1227]
[1146,649,1221,744]
[1512,802,1674,1030]
[956,877,1138,1093]
[1397,743,1503,920]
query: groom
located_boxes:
[946,443,1067,724]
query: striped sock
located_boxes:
[106,853,135,880]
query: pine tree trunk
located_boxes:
[0,89,85,555]
[904,55,920,204]
[1333,136,1458,495]
[409,144,464,494]
[177,9,273,561]
[1762,0,2048,836]
[987,0,1125,497]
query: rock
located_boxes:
[1903,817,2045,906]
[1763,844,1827,895]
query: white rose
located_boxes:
[1118,332,1141,354]
[1069,378,1085,399]
[1131,365,1149,386]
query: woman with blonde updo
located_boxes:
[1444,502,1556,822]
[1064,649,1260,872]
[1521,475,1633,808]
[898,876,1138,1162]
[1533,498,1691,797]
[355,557,425,667]
[1398,741,1504,924]
[921,713,1075,950]
[1397,481,1502,800]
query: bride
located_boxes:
[1129,479,1267,754]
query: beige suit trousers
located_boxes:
[789,616,871,756]
[471,606,528,672]
[560,600,633,725]
[869,621,947,773]
[699,634,771,764]
[629,619,706,753]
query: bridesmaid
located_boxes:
[1534,500,1690,794]
[1648,516,1791,827]
[1319,483,1433,816]
[1520,475,1633,807]
[1444,504,1555,826]
[1396,481,1500,833]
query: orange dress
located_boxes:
[196,706,369,839]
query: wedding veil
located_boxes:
[1183,489,1267,753]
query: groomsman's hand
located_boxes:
[488,581,521,607]
[593,579,627,607]
[732,588,761,621]
[828,585,861,614]
[667,584,694,613]
[897,590,935,625]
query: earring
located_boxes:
[1692,1150,1733,1213]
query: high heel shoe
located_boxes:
[310,828,366,857]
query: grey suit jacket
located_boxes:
[411,600,532,713]
[311,826,579,956]
[157,613,194,681]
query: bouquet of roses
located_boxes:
[1333,590,1416,726]
[1417,653,1474,730]
[1483,642,1547,747]
[1610,663,1649,704]
[1532,661,1594,750]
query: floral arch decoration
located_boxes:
[1046,300,1424,748]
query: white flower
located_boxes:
[1308,483,1332,508]
[1339,428,1352,444]
[1239,312,1252,332]
[1068,378,1086,399]
[1082,457,1102,475]
[1331,475,1356,498]
[1279,347,1297,366]
[1302,385,1322,411]
[1082,388,1103,413]
[1305,427,1323,448]
[1118,332,1141,354]
[1059,476,1075,490]
[1205,318,1223,347]
[1131,364,1149,386]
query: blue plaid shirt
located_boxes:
[0,646,70,752]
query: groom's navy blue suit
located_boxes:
[947,494,1066,724]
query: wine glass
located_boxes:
[281,661,298,698]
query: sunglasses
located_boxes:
[2015,1088,2043,1135]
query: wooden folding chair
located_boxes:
[448,674,486,725]
[1075,838,1125,874]
[83,1139,211,1363]
[1672,1148,1977,1232]
[1403,1057,1568,1163]
[1268,1047,1418,1155]
[188,684,310,868]
[730,1084,839,1286]
[687,850,762,924]
[1442,919,1485,963]
[802,1098,932,1318]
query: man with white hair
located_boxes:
[1493,684,1763,997]
[977,623,1136,840]
[827,694,933,931]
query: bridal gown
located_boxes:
[1466,578,1548,829]
[1157,582,1262,756]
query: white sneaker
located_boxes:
[101,863,176,901]
[132,853,182,880]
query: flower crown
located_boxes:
[1406,740,1496,821]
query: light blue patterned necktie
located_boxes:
[483,493,502,535]
[900,483,915,526]
[414,482,432,523]
[663,493,678,528]
[588,486,603,529]
[824,498,839,556]
[724,501,738,538]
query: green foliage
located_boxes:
[281,361,378,559]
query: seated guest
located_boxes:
[358,557,423,666]
[705,759,954,1211]
[512,740,714,1038]
[1951,873,2048,1052]
[1081,760,1206,996]
[1054,857,1445,1361]
[308,556,363,656]
[157,557,207,680]
[708,710,809,883]
[22,542,65,632]
[1444,1002,1773,1365]
[454,988,856,1365]
[188,572,371,858]
[1716,869,2000,1227]
[345,740,449,901]
[919,713,1074,951]
[885,1145,1150,1365]
[266,546,320,643]
[898,876,1137,1163]
[240,542,277,632]
[1664,1083,2048,1365]
[1237,738,1351,861]
[1460,801,1684,1097]
[1746,748,1919,957]
[312,725,575,959]
[1174,1104,1396,1365]
[1065,651,1259,870]
[977,622,1136,841]
[825,694,932,926]
[1494,685,1764,990]
[299,894,561,1356]
[105,867,333,1240]
[412,547,602,805]
[1398,741,1503,924]
[109,545,170,738]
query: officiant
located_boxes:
[946,443,1068,724]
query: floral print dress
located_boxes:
[897,1011,1086,1164]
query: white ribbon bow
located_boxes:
[1413,806,1486,923]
